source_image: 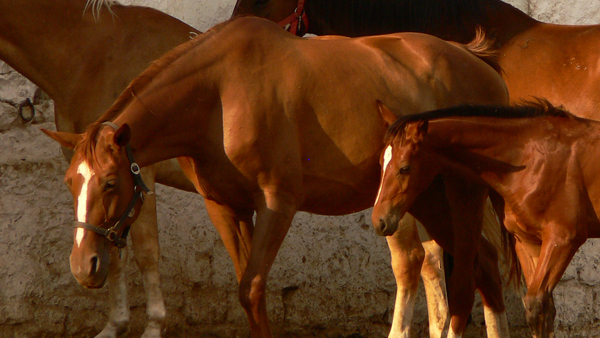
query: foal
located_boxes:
[372,100,600,338]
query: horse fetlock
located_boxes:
[95,318,129,338]
[141,320,164,338]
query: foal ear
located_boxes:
[113,124,131,147]
[377,101,399,126]
[416,120,429,138]
[40,128,82,149]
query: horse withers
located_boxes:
[43,16,509,338]
[372,100,600,338]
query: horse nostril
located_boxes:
[90,255,100,274]
[377,219,387,235]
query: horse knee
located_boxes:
[239,274,266,311]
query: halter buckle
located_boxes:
[106,229,118,242]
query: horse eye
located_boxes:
[255,0,269,7]
[104,180,117,191]
[399,165,410,175]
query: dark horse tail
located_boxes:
[462,27,504,75]
[489,191,524,290]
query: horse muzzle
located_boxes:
[69,238,110,288]
[374,217,399,237]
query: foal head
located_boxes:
[371,108,439,236]
[42,122,146,288]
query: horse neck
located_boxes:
[423,118,531,183]
[111,44,222,168]
[0,0,197,130]
[307,0,537,44]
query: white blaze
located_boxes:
[76,161,94,247]
[375,146,393,205]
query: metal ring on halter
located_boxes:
[106,229,118,242]
[18,98,35,122]
[131,162,141,175]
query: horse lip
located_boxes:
[83,276,108,289]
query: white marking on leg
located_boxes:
[76,161,94,247]
[375,145,393,205]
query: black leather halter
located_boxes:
[72,121,152,248]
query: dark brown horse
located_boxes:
[372,100,600,338]
[232,0,600,116]
[43,16,510,338]
[0,1,200,336]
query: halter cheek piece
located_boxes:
[278,0,308,36]
[72,121,152,248]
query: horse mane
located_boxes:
[84,0,118,20]
[312,0,496,38]
[385,98,574,145]
[78,18,233,164]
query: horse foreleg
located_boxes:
[475,237,509,338]
[386,215,426,338]
[418,224,451,338]
[522,233,584,338]
[129,166,166,338]
[443,178,487,337]
[238,191,297,338]
[96,246,130,338]
[204,199,254,282]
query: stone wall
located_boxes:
[1,1,599,337]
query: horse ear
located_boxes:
[113,124,131,147]
[40,128,82,149]
[378,101,398,126]
[416,120,429,139]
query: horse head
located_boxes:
[371,106,439,236]
[42,122,148,288]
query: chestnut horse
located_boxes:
[372,100,600,338]
[43,16,510,338]
[232,0,600,116]
[233,0,600,334]
[0,1,200,336]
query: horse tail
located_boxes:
[481,198,502,259]
[502,223,524,290]
[463,27,504,75]
[486,191,524,290]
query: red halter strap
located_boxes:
[277,0,308,36]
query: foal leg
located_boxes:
[522,234,584,338]
[386,215,426,338]
[443,178,488,337]
[475,237,509,338]
[418,224,451,338]
[238,190,298,338]
[128,166,166,338]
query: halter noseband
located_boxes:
[72,121,152,248]
[278,0,308,36]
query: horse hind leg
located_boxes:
[386,214,426,338]
[129,166,166,338]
